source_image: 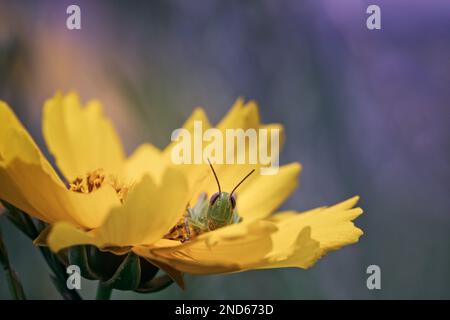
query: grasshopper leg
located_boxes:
[187,217,208,233]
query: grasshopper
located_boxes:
[165,160,255,242]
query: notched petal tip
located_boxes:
[261,196,365,270]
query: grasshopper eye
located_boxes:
[230,194,236,209]
[210,192,220,205]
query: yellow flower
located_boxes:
[0,92,363,288]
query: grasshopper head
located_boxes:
[208,191,235,229]
[210,191,236,209]
[206,158,255,230]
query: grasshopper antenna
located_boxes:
[208,158,221,193]
[231,169,255,197]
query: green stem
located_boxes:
[96,282,113,300]
[0,224,26,300]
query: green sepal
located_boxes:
[138,256,159,284]
[102,252,141,290]
[135,274,173,293]
[87,246,126,281]
[1,201,38,239]
[68,246,98,280]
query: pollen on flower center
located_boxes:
[69,169,104,193]
[68,169,129,203]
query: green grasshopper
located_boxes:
[166,160,255,242]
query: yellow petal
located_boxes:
[123,143,166,184]
[43,91,125,182]
[252,227,322,269]
[0,101,120,227]
[216,98,253,131]
[133,220,277,274]
[46,221,96,251]
[98,169,189,246]
[47,168,190,252]
[216,99,284,165]
[273,196,363,250]
[259,196,364,269]
[237,162,301,220]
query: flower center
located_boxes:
[68,169,129,203]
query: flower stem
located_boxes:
[0,224,26,300]
[96,282,113,300]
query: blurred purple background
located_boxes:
[1,0,449,299]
